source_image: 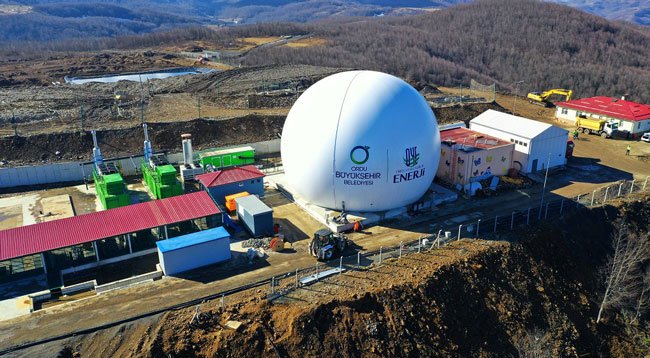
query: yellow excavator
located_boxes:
[527,88,573,107]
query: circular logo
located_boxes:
[350,146,370,165]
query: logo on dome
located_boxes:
[350,146,370,165]
[403,146,419,167]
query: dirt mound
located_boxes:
[0,115,284,165]
[433,102,506,125]
[38,196,648,357]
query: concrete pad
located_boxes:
[0,194,38,227]
[40,195,74,221]
[265,173,458,232]
[0,295,32,321]
[0,205,22,230]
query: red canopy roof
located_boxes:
[196,165,265,188]
[0,191,220,261]
[440,127,513,149]
[556,96,650,122]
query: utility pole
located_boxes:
[513,80,525,115]
[538,153,551,219]
[139,75,145,124]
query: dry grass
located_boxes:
[284,37,329,48]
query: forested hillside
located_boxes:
[241,0,650,102]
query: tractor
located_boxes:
[309,228,349,261]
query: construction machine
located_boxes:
[527,88,573,107]
[309,229,349,261]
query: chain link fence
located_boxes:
[267,177,649,300]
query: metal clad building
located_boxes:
[157,226,231,276]
[235,195,273,237]
[470,110,568,173]
[196,165,265,205]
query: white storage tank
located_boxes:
[281,70,441,212]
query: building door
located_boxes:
[532,159,538,172]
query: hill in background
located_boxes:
[240,0,650,102]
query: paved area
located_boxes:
[40,195,74,222]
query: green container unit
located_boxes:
[93,169,130,210]
[199,146,255,169]
[142,162,182,200]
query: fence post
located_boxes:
[591,190,596,206]
[617,182,623,197]
[295,268,299,288]
[221,294,225,309]
[399,242,403,258]
[476,219,481,236]
[560,199,564,215]
[604,187,609,202]
[644,176,649,191]
[339,256,343,275]
[629,180,635,195]
[494,216,498,233]
[379,247,383,264]
[458,224,463,241]
[271,277,275,294]
[316,264,319,281]
[576,194,581,209]
[510,211,515,230]
[526,208,531,225]
[418,238,421,253]
[357,252,361,269]
[545,203,549,219]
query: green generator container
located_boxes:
[199,145,255,169]
[142,161,182,200]
[93,169,130,210]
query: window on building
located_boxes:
[561,108,568,115]
[47,243,96,271]
[510,138,514,142]
[238,182,244,187]
[0,254,44,280]
[524,143,528,147]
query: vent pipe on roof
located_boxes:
[181,133,193,165]
[143,123,153,163]
[91,130,103,167]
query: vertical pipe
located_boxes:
[458,224,462,241]
[476,219,481,236]
[591,190,596,206]
[41,253,48,274]
[93,241,100,262]
[510,211,515,230]
[545,203,549,219]
[629,180,635,194]
[617,182,623,197]
[494,216,498,233]
[126,235,133,254]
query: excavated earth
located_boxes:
[14,194,650,357]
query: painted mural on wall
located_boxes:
[436,143,513,186]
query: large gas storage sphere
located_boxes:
[281,71,441,212]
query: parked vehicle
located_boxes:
[641,133,650,143]
[309,229,348,261]
[575,117,618,138]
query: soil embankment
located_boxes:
[18,194,648,357]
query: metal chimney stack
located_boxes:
[143,123,153,163]
[91,130,103,166]
[181,133,193,165]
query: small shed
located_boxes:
[470,110,569,173]
[196,165,265,205]
[437,127,514,186]
[235,195,273,237]
[156,226,231,276]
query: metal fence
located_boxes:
[267,177,649,300]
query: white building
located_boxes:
[469,110,569,173]
[555,96,650,138]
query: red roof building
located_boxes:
[0,191,220,262]
[437,127,515,186]
[196,165,265,188]
[555,96,650,135]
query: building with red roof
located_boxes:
[0,191,222,286]
[197,165,265,205]
[437,126,515,187]
[555,96,650,137]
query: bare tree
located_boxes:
[597,223,650,324]
[513,327,553,358]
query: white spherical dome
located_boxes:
[281,71,441,212]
